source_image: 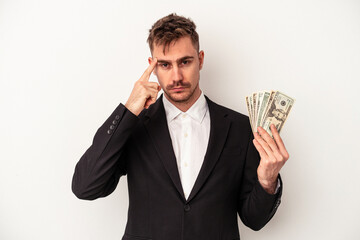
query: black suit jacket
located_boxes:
[72,94,282,240]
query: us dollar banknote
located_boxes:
[245,91,295,136]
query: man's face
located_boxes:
[149,36,204,105]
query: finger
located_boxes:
[257,126,279,153]
[260,126,286,161]
[146,82,161,91]
[253,139,268,159]
[143,86,160,108]
[271,124,289,159]
[254,131,275,158]
[144,89,159,108]
[140,57,157,82]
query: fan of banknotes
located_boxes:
[245,91,295,137]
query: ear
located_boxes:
[198,50,205,70]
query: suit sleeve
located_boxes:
[71,103,139,200]
[237,130,282,231]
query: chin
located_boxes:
[167,92,192,103]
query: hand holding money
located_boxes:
[245,90,294,194]
[254,124,289,194]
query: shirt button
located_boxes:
[184,162,188,167]
[184,133,188,138]
[107,129,112,135]
[115,115,120,120]
[184,204,191,212]
[182,114,187,118]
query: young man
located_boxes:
[72,13,289,240]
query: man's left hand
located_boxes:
[253,124,289,194]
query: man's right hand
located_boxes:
[125,58,161,116]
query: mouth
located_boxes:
[170,87,186,92]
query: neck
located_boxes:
[165,87,202,112]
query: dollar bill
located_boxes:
[263,90,276,125]
[245,90,294,136]
[252,93,257,130]
[249,95,254,130]
[245,96,254,132]
[257,91,270,129]
[261,91,295,137]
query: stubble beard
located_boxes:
[164,81,199,105]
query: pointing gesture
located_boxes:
[125,58,161,116]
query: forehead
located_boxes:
[152,36,198,61]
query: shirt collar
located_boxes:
[163,94,182,122]
[162,91,208,124]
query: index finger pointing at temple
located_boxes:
[141,57,158,82]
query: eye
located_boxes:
[180,59,191,66]
[158,63,170,69]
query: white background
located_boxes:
[1,0,360,239]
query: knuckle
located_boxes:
[261,158,269,166]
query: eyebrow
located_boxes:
[157,56,195,64]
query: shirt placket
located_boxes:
[181,113,192,199]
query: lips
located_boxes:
[171,87,185,92]
[167,83,191,92]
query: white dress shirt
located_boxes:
[163,92,210,200]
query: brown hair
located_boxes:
[147,13,199,54]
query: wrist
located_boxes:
[258,178,277,194]
[125,102,141,116]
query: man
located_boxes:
[72,13,289,240]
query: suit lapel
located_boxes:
[144,95,186,201]
[186,96,231,203]
[144,94,231,203]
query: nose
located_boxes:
[171,65,183,82]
